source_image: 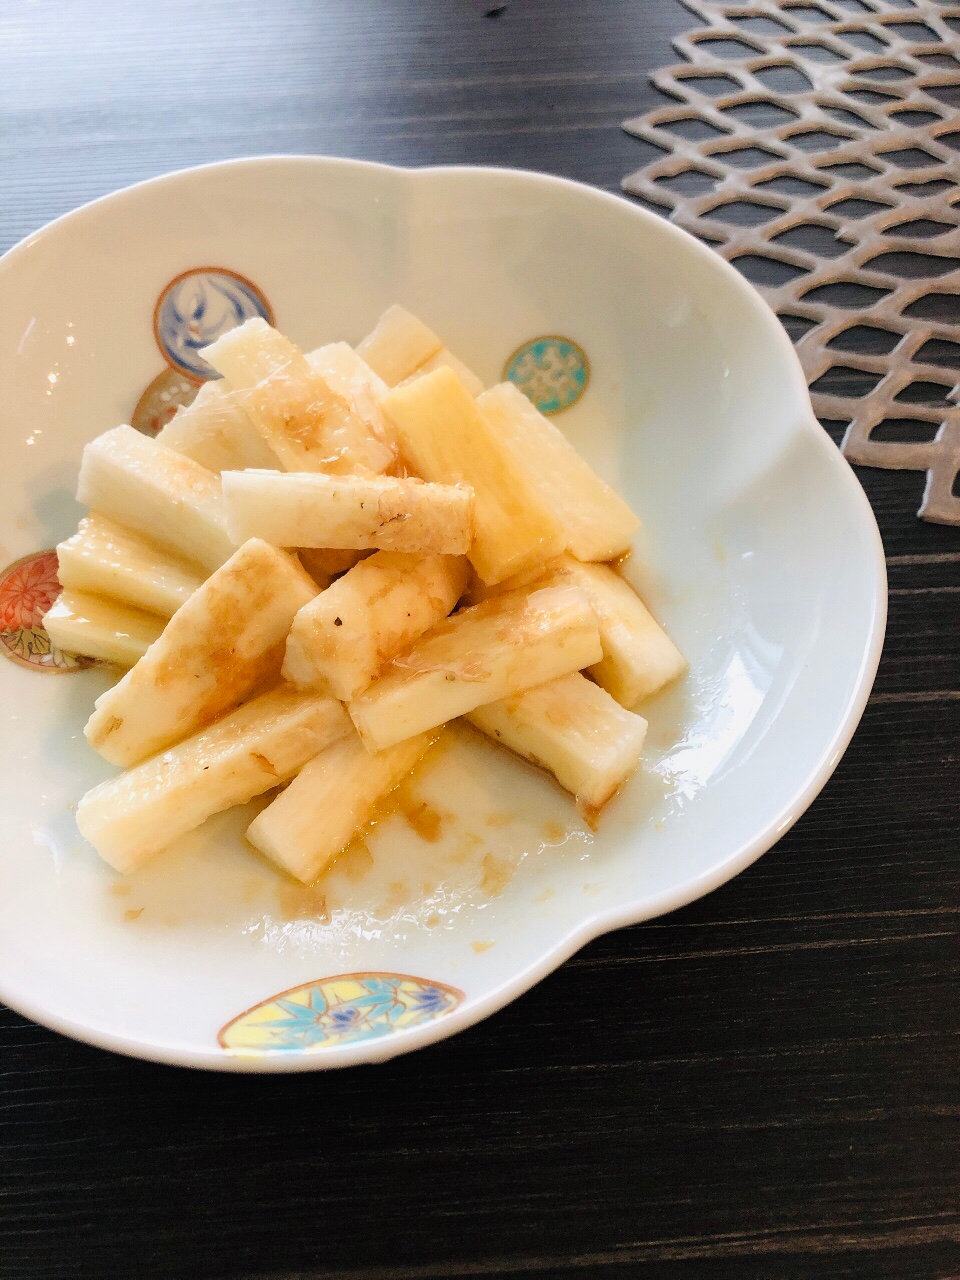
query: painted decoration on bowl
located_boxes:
[154,267,274,382]
[504,336,589,414]
[131,368,200,437]
[0,551,86,672]
[218,972,464,1054]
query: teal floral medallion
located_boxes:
[504,335,589,414]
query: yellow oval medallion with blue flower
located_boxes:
[218,972,463,1054]
[504,335,589,415]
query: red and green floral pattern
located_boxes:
[0,551,85,672]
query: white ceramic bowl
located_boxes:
[0,157,885,1070]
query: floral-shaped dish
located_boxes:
[0,158,885,1070]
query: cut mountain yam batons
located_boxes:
[222,469,474,556]
[43,590,165,668]
[468,672,648,811]
[477,381,639,562]
[78,687,350,873]
[348,585,602,752]
[56,514,205,619]
[76,425,237,573]
[529,556,686,707]
[156,379,282,473]
[61,303,685,881]
[356,305,484,393]
[306,341,393,444]
[84,538,317,767]
[246,728,439,884]
[380,367,566,585]
[202,319,395,476]
[475,554,687,708]
[283,551,470,701]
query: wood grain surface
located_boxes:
[0,3,957,1278]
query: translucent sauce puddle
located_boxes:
[100,724,610,949]
[263,723,595,947]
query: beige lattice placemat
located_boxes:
[622,0,960,525]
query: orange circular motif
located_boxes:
[131,368,199,437]
[0,551,86,672]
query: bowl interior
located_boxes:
[0,158,884,1068]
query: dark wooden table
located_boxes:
[1,4,957,1278]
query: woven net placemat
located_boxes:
[622,0,960,525]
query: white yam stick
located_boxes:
[84,538,317,766]
[348,584,602,751]
[468,671,648,810]
[77,687,351,873]
[43,590,165,668]
[380,366,566,585]
[222,469,474,555]
[246,728,438,884]
[76,425,236,573]
[283,551,469,700]
[56,514,204,619]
